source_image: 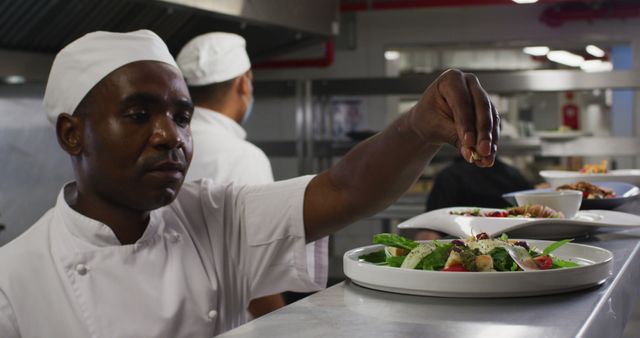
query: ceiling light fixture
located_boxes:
[384,50,400,61]
[512,0,538,4]
[585,45,606,58]
[2,75,25,84]
[547,50,584,67]
[523,46,550,56]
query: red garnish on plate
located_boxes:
[442,264,468,272]
[533,255,553,270]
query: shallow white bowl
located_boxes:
[515,190,583,219]
[540,169,640,188]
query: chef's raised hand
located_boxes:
[304,69,499,242]
[406,69,499,167]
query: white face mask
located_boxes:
[242,96,254,124]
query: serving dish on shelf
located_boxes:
[502,181,640,210]
[397,207,640,239]
[540,170,640,188]
[535,130,586,140]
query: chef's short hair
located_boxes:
[188,76,237,104]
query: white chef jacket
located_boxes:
[185,106,273,185]
[186,106,329,304]
[0,176,324,338]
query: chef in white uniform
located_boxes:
[0,29,499,338]
[177,32,328,318]
[178,32,272,185]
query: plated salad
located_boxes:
[580,160,608,174]
[450,204,563,218]
[359,233,579,272]
[557,181,616,199]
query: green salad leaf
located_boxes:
[420,243,453,271]
[386,255,406,267]
[358,249,386,264]
[373,233,418,251]
[542,239,573,256]
[552,258,580,268]
[488,247,515,272]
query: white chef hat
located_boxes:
[176,32,251,86]
[43,29,179,124]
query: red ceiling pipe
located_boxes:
[253,39,335,68]
[341,0,576,12]
[540,3,640,27]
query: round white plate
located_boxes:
[397,207,640,239]
[540,169,640,188]
[344,240,613,298]
[536,130,586,140]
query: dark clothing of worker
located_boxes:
[426,157,533,211]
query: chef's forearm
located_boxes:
[303,110,441,242]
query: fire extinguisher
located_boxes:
[561,91,580,130]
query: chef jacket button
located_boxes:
[207,310,217,320]
[75,264,88,275]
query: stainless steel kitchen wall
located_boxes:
[0,85,73,246]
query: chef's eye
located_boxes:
[126,109,149,122]
[174,111,192,127]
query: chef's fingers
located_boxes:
[437,69,476,161]
[491,103,500,154]
[465,73,493,158]
[477,102,500,167]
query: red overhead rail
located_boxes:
[540,2,640,26]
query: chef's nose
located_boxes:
[150,113,184,150]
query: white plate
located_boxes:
[540,169,640,188]
[397,207,640,239]
[344,240,613,298]
[502,181,640,210]
[536,130,586,140]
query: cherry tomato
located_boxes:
[533,255,553,270]
[442,264,468,272]
[485,211,508,218]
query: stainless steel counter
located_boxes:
[220,205,640,338]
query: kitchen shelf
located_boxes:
[253,70,640,174]
[310,69,640,95]
[254,136,640,159]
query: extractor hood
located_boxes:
[0,0,338,82]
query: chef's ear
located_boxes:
[56,113,83,156]
[237,70,252,96]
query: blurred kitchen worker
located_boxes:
[176,32,328,318]
[427,156,533,212]
[177,32,269,184]
[0,30,498,338]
